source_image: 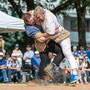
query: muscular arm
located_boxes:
[34,28,59,42]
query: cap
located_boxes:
[73,46,77,49]
[0,52,4,56]
[26,45,31,47]
[74,52,78,56]
[53,53,57,56]
[77,50,81,54]
[35,51,39,54]
[15,44,19,47]
[83,50,87,54]
[79,55,84,60]
[11,53,16,57]
[0,35,3,38]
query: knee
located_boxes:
[7,69,11,73]
[1,69,6,72]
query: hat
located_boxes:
[73,46,77,49]
[83,50,87,54]
[77,50,81,54]
[11,53,16,57]
[0,35,3,38]
[0,52,4,56]
[53,53,57,56]
[74,52,78,56]
[26,45,31,47]
[15,44,19,47]
[79,56,84,60]
[35,51,39,54]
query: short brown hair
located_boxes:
[33,6,45,19]
[22,13,31,22]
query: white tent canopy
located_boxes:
[0,11,25,33]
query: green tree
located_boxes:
[52,0,90,48]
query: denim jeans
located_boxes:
[34,69,39,80]
[0,69,7,82]
[81,74,85,82]
[86,71,90,82]
[7,69,22,82]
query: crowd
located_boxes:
[0,35,90,84]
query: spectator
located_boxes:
[13,44,23,68]
[0,52,7,83]
[0,35,5,54]
[7,53,22,83]
[31,51,40,80]
[86,46,90,60]
[74,52,79,66]
[83,56,90,82]
[51,53,57,63]
[72,46,77,54]
[77,50,81,57]
[83,50,87,58]
[78,56,88,84]
[59,58,71,84]
[5,51,11,61]
[23,45,34,68]
[82,50,90,63]
[80,46,84,55]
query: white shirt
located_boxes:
[23,50,34,65]
[41,9,64,39]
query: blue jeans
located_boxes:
[81,74,85,82]
[86,71,90,82]
[34,69,39,80]
[7,69,22,82]
[0,69,7,82]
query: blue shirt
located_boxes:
[87,50,90,60]
[0,57,6,66]
[23,50,34,65]
[31,56,40,68]
[24,24,44,39]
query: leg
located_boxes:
[86,71,89,82]
[1,69,7,82]
[7,69,12,82]
[48,40,65,66]
[17,71,22,82]
[62,75,66,83]
[35,69,39,80]
[39,51,49,80]
[12,70,22,82]
[60,38,78,69]
[59,38,79,83]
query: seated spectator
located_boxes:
[83,56,90,82]
[0,52,7,83]
[83,50,87,58]
[74,52,79,66]
[31,51,40,80]
[72,46,77,54]
[13,44,23,68]
[23,45,34,69]
[7,53,22,83]
[5,51,11,61]
[51,53,57,63]
[59,58,71,84]
[77,50,81,57]
[78,56,88,84]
